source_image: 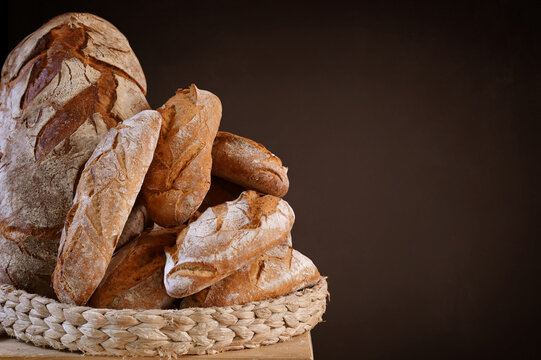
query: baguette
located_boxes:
[164,190,295,298]
[142,85,222,227]
[211,131,289,197]
[89,226,183,309]
[52,110,162,305]
[182,247,320,307]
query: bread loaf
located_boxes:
[211,131,289,197]
[164,190,295,298]
[89,226,183,309]
[182,248,320,307]
[117,197,152,249]
[52,110,162,305]
[197,176,244,213]
[142,84,222,227]
[0,13,148,296]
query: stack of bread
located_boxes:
[0,13,321,310]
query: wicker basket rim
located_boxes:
[0,277,328,357]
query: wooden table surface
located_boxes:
[0,332,313,359]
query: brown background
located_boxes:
[4,1,541,359]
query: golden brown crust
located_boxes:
[52,110,162,305]
[164,190,295,298]
[89,226,183,309]
[0,13,149,296]
[182,247,320,308]
[211,132,289,197]
[142,84,222,227]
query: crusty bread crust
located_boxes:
[164,190,295,298]
[211,132,289,197]
[89,226,183,310]
[52,110,162,305]
[142,84,222,227]
[0,13,149,297]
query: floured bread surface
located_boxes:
[212,131,289,197]
[142,84,222,227]
[89,226,183,310]
[52,110,162,305]
[164,190,295,298]
[0,13,149,296]
[182,247,320,307]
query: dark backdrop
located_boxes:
[4,1,541,359]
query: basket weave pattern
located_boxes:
[0,277,327,357]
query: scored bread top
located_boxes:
[164,190,295,298]
[1,12,146,92]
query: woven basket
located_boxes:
[0,277,328,357]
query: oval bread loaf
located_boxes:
[142,84,222,227]
[164,190,295,298]
[0,13,149,297]
[182,247,320,307]
[211,131,289,197]
[52,110,162,305]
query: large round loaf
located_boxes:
[0,13,149,297]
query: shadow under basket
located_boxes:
[0,277,328,357]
